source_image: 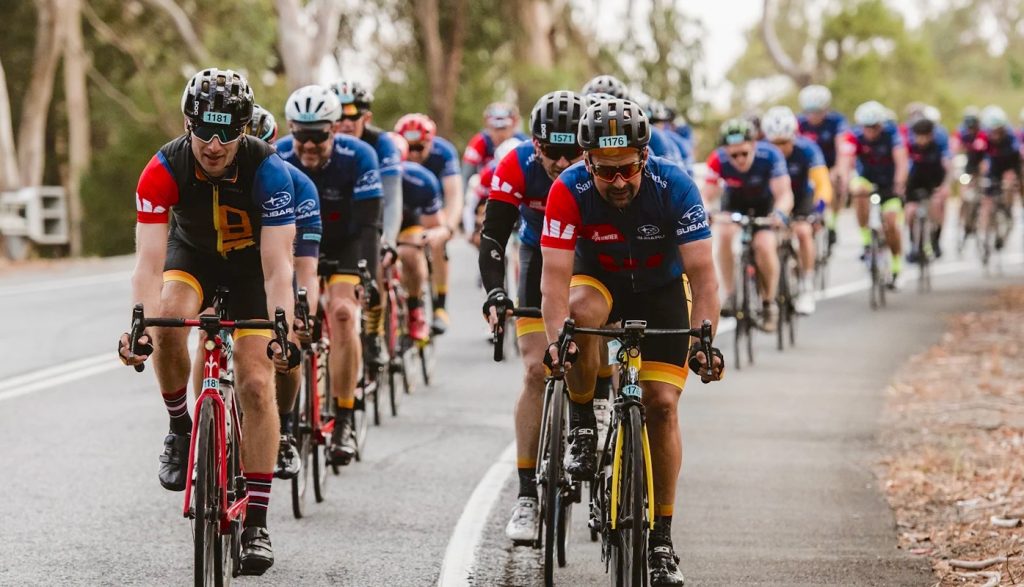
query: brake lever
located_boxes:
[130,304,146,373]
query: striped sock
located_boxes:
[244,472,273,528]
[162,387,191,434]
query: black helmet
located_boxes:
[648,100,675,123]
[578,98,651,150]
[180,68,253,130]
[530,91,587,143]
[330,79,374,112]
[245,105,278,143]
[581,75,629,100]
[910,117,935,136]
[719,118,755,145]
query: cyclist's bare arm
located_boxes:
[540,246,574,344]
[893,145,909,193]
[131,222,169,317]
[261,224,297,336]
[702,180,722,207]
[421,210,451,246]
[770,174,794,215]
[679,240,719,338]
[441,175,464,234]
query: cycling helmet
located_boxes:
[330,79,374,112]
[581,75,629,100]
[744,111,762,135]
[854,100,888,126]
[387,131,409,161]
[798,85,831,112]
[648,100,675,123]
[245,105,278,143]
[181,68,253,129]
[719,118,755,145]
[904,101,927,124]
[285,85,342,124]
[530,91,587,143]
[585,92,618,107]
[911,117,935,136]
[980,105,1009,131]
[484,101,519,129]
[761,106,799,142]
[578,99,650,150]
[394,113,437,144]
[923,105,941,123]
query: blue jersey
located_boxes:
[784,136,827,203]
[851,125,904,190]
[489,141,555,249]
[277,133,382,243]
[649,127,682,163]
[907,130,951,189]
[664,130,695,175]
[798,111,849,168]
[286,162,322,257]
[400,161,443,216]
[673,123,692,142]
[541,156,711,292]
[985,131,1021,179]
[706,141,788,213]
[420,136,461,186]
[360,125,401,178]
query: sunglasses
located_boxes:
[540,143,584,162]
[191,124,242,144]
[293,129,332,145]
[728,150,751,161]
[340,112,363,122]
[590,159,644,182]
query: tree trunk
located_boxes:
[761,0,811,86]
[275,0,345,89]
[0,58,19,192]
[516,0,555,68]
[62,0,89,256]
[140,0,210,65]
[18,0,64,187]
[413,0,467,137]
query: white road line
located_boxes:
[436,254,1022,586]
[0,270,131,297]
[0,354,119,402]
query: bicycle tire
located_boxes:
[775,249,789,351]
[743,262,756,366]
[787,255,798,347]
[193,398,226,587]
[384,290,400,417]
[543,380,566,586]
[291,355,313,518]
[369,368,381,427]
[418,341,433,387]
[310,349,330,500]
[609,405,647,587]
[353,387,369,461]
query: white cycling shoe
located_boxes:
[505,496,539,544]
[794,291,816,315]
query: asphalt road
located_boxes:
[0,208,1020,586]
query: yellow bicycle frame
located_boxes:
[608,346,656,530]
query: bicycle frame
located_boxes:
[608,342,656,532]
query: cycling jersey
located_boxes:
[663,131,695,175]
[287,162,322,258]
[649,127,683,163]
[782,136,827,216]
[400,161,443,217]
[850,125,904,191]
[907,136,950,193]
[673,123,692,142]
[489,141,555,249]
[462,130,530,168]
[358,125,402,178]
[954,127,988,174]
[136,135,296,257]
[541,156,711,292]
[984,132,1021,181]
[705,141,788,216]
[276,134,382,244]
[798,111,848,168]
[420,136,463,186]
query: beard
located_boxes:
[600,183,637,208]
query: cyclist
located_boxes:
[905,117,952,261]
[540,98,723,586]
[277,85,383,466]
[394,113,461,335]
[703,118,794,331]
[952,107,988,238]
[330,80,403,367]
[467,137,525,247]
[461,101,529,187]
[477,90,587,543]
[978,105,1020,251]
[580,76,683,164]
[648,100,696,176]
[797,84,852,248]
[761,106,832,315]
[118,69,296,574]
[240,105,323,479]
[848,100,908,289]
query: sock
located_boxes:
[433,290,447,311]
[825,210,837,230]
[279,411,293,436]
[651,512,673,547]
[569,398,596,429]
[891,253,902,275]
[366,303,384,337]
[162,387,191,434]
[860,226,871,247]
[517,465,538,499]
[408,296,423,310]
[336,396,355,410]
[244,472,273,528]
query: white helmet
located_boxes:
[854,100,888,126]
[285,85,341,124]
[494,137,524,164]
[923,105,941,123]
[980,105,1008,131]
[798,85,831,112]
[761,106,799,141]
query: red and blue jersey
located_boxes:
[798,111,849,168]
[541,156,711,292]
[400,161,443,217]
[277,133,381,244]
[488,141,554,249]
[462,130,530,168]
[705,141,788,213]
[850,125,904,190]
[783,136,827,204]
[984,131,1022,179]
[953,127,988,173]
[286,162,322,258]
[135,135,296,257]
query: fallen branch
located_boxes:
[955,571,1000,587]
[949,556,1007,570]
[990,515,1021,528]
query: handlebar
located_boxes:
[490,295,542,362]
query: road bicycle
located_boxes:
[865,193,889,310]
[810,213,830,292]
[396,239,437,387]
[380,255,412,417]
[723,212,774,370]
[957,172,980,256]
[129,289,289,585]
[775,225,799,350]
[907,190,933,293]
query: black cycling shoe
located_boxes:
[273,434,301,480]
[649,544,685,586]
[158,432,190,492]
[239,526,274,576]
[329,417,357,466]
[564,427,597,479]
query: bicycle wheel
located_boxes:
[786,256,799,347]
[543,380,566,586]
[917,215,932,293]
[193,398,226,587]
[609,405,647,587]
[353,386,369,461]
[775,250,789,351]
[369,367,381,427]
[291,354,313,518]
[742,262,756,366]
[384,291,400,417]
[417,340,434,387]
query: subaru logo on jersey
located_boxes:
[263,191,293,211]
[637,224,660,237]
[296,199,317,215]
[679,204,705,225]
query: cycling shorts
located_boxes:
[905,183,938,204]
[722,192,773,218]
[515,245,544,337]
[792,190,816,218]
[569,274,692,389]
[319,237,361,286]
[164,236,268,323]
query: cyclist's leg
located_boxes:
[903,187,922,258]
[850,176,873,251]
[752,227,779,301]
[398,222,429,340]
[512,245,546,497]
[793,220,814,276]
[714,221,738,302]
[429,238,450,331]
[881,193,904,272]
